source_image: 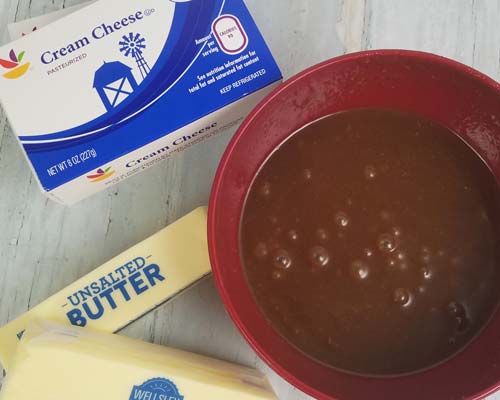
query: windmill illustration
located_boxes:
[119,32,151,80]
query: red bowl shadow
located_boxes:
[208,50,500,400]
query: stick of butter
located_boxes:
[0,207,210,372]
[0,321,277,400]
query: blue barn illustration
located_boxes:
[93,61,138,111]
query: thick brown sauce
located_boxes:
[240,109,500,375]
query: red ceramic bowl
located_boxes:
[208,50,500,400]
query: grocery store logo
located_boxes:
[86,166,115,182]
[130,378,184,400]
[0,49,30,79]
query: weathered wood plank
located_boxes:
[0,1,498,398]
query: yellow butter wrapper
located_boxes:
[0,321,277,400]
[0,207,210,372]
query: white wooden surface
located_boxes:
[0,1,499,399]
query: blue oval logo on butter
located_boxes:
[130,378,184,400]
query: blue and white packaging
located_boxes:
[0,0,282,205]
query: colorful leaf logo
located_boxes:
[0,58,17,69]
[9,49,17,62]
[1,49,30,79]
[2,63,30,79]
[87,167,115,183]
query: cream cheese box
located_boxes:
[0,0,282,205]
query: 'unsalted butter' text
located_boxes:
[65,256,165,327]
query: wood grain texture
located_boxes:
[0,1,499,399]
